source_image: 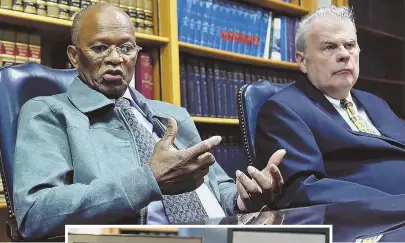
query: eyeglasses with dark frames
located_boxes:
[77,43,142,61]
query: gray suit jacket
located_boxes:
[13,78,238,240]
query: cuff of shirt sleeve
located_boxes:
[121,164,163,211]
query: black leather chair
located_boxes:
[237,80,291,167]
[0,62,77,241]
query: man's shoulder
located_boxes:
[263,82,309,109]
[21,92,80,117]
[147,99,190,120]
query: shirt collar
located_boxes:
[324,92,354,109]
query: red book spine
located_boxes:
[135,52,153,99]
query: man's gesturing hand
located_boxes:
[236,149,285,212]
[150,117,222,195]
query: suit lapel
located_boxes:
[296,79,352,131]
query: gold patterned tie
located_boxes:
[340,99,377,135]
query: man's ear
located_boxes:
[67,45,79,69]
[296,51,307,74]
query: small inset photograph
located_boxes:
[66,226,331,243]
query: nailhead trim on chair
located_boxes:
[237,84,253,166]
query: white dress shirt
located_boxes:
[324,92,381,135]
[122,89,226,224]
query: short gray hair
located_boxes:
[295,6,356,53]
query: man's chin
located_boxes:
[98,85,128,99]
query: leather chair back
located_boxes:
[0,62,77,240]
[237,80,290,166]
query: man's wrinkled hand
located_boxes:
[236,149,285,212]
[150,117,222,195]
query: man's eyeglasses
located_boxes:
[78,43,142,61]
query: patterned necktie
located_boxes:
[340,99,378,135]
[115,98,209,224]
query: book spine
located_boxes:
[135,52,154,99]
[193,58,203,117]
[199,59,209,117]
[213,61,222,117]
[128,0,137,27]
[186,57,196,116]
[232,69,239,118]
[2,30,16,66]
[193,0,202,45]
[186,0,196,44]
[271,17,281,60]
[46,0,59,18]
[28,33,41,63]
[23,0,37,14]
[144,0,153,35]
[200,0,209,47]
[206,60,216,117]
[212,0,221,49]
[226,68,234,118]
[58,0,70,19]
[15,32,29,64]
[1,0,12,9]
[219,64,228,117]
[35,0,47,16]
[69,0,80,20]
[180,55,188,109]
[12,0,24,11]
[205,0,214,48]
[135,0,146,33]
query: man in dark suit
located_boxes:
[255,6,405,209]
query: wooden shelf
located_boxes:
[179,42,299,70]
[0,9,169,46]
[192,117,239,125]
[0,203,6,209]
[239,0,310,16]
[359,76,405,85]
[357,24,405,41]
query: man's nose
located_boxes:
[104,48,123,64]
[336,46,350,62]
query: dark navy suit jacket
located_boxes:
[255,79,405,209]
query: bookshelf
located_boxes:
[360,76,405,86]
[0,9,169,46]
[348,0,405,118]
[192,117,239,125]
[239,0,310,16]
[357,24,405,41]
[179,42,300,70]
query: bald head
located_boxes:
[71,3,134,46]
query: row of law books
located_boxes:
[180,54,298,119]
[350,0,404,38]
[200,133,248,180]
[177,0,300,62]
[0,0,154,34]
[0,28,41,67]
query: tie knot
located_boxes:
[340,99,353,109]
